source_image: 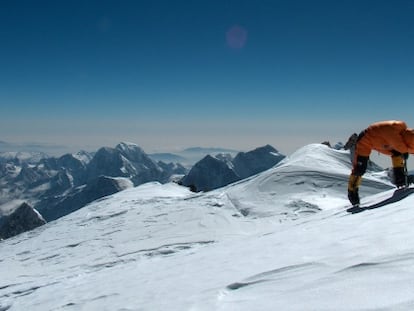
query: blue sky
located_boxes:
[1,0,414,158]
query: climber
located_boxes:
[348,120,414,206]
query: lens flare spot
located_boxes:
[226,25,248,49]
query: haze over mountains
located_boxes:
[0,140,69,156]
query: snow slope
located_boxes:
[1,144,413,311]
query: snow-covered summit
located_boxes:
[115,142,147,162]
[277,143,352,172]
[71,150,94,164]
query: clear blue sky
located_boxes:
[1,0,414,158]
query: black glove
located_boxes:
[348,189,360,206]
[391,150,402,157]
[393,167,407,188]
[391,150,409,160]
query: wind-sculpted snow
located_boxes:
[224,144,393,219]
[1,144,413,311]
[0,182,250,310]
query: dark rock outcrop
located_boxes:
[0,203,46,240]
[232,145,285,179]
[181,145,285,192]
[36,176,133,222]
[180,155,240,192]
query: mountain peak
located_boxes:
[115,142,147,161]
[116,142,144,153]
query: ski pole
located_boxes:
[404,157,408,187]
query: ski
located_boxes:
[347,186,414,214]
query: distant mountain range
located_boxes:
[0,141,239,168]
[0,142,186,226]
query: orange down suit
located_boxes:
[354,120,414,159]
